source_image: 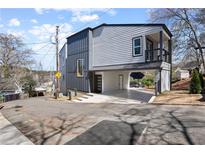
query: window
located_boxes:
[133,37,142,56]
[77,59,84,77]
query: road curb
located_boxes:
[148,96,156,103]
[0,112,33,145]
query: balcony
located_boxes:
[145,48,170,63]
[145,30,172,64]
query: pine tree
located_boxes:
[190,69,202,94]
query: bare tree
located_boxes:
[0,33,34,90]
[149,9,205,72]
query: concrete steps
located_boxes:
[72,93,94,102]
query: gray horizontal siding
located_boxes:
[91,26,162,68]
[66,30,90,92]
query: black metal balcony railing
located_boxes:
[145,48,170,63]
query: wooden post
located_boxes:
[74,88,77,96]
[159,31,163,61]
[68,91,72,100]
[55,26,59,99]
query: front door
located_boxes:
[119,74,123,90]
[94,75,102,93]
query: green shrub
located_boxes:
[0,93,4,102]
[130,78,138,85]
[130,74,154,88]
[171,69,178,83]
[141,76,154,88]
[199,73,204,89]
[20,75,36,97]
[190,69,202,94]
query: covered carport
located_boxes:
[90,70,155,103]
[92,61,171,96]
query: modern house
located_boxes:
[59,23,172,95]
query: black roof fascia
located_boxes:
[66,23,172,39]
[66,27,92,40]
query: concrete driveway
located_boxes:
[74,88,154,104]
[1,97,205,145]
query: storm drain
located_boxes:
[65,120,146,145]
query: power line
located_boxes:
[38,44,55,62]
[46,53,56,70]
[24,41,50,45]
[32,42,53,52]
[32,44,55,70]
[31,52,55,55]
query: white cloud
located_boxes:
[29,23,73,46]
[8,18,21,27]
[0,24,3,28]
[70,8,116,23]
[6,29,25,38]
[72,14,99,22]
[34,8,44,14]
[30,19,38,24]
[33,8,117,22]
[34,8,68,14]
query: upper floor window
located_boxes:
[76,59,84,77]
[132,37,142,56]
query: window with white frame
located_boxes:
[132,37,142,56]
[76,59,84,77]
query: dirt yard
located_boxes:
[153,90,205,105]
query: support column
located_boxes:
[155,69,161,95]
[168,38,172,90]
[155,67,171,95]
[159,31,163,61]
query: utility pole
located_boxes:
[55,26,59,99]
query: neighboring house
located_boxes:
[175,68,190,80]
[59,23,172,95]
[32,70,54,86]
[176,59,205,74]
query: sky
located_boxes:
[0,8,150,71]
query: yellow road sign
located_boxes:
[55,71,61,79]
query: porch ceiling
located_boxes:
[147,32,169,42]
[91,61,163,72]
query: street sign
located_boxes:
[55,71,61,79]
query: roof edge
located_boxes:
[92,23,172,37]
[66,23,172,39]
[66,27,92,39]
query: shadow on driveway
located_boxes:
[66,120,146,145]
[66,107,205,145]
[103,89,154,103]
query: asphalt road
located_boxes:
[1,97,205,145]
